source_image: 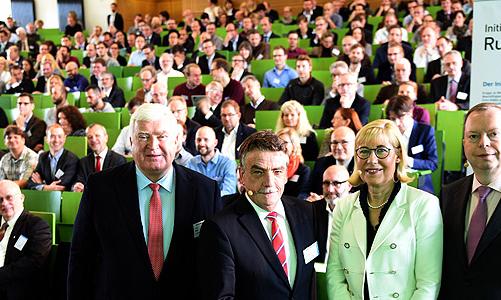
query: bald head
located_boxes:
[322,165,351,202]
[195,126,218,161]
[0,180,25,221]
[330,126,356,163]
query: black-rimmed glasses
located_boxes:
[356,146,393,159]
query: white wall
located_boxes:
[83,0,114,32]
[34,0,59,28]
[0,2,12,22]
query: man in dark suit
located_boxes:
[141,24,161,46]
[436,0,453,30]
[430,50,471,110]
[198,131,318,299]
[440,103,501,299]
[210,58,245,105]
[215,100,256,160]
[5,65,34,94]
[72,124,126,192]
[377,43,417,84]
[196,39,225,74]
[241,75,280,126]
[107,2,124,31]
[192,81,224,128]
[168,96,201,156]
[260,17,280,43]
[348,43,376,85]
[68,103,222,299]
[373,25,413,69]
[27,124,78,191]
[424,36,471,83]
[100,72,125,108]
[14,93,46,152]
[304,126,355,199]
[298,0,323,23]
[309,165,351,264]
[386,95,438,194]
[319,72,370,128]
[0,180,52,300]
[222,23,246,52]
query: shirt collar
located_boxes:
[50,148,64,160]
[223,123,239,136]
[448,73,462,83]
[245,192,287,220]
[94,148,108,160]
[135,164,174,193]
[251,95,265,108]
[472,173,501,194]
[2,209,23,228]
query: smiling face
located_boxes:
[87,125,108,154]
[240,150,289,211]
[463,109,501,177]
[47,126,66,153]
[0,180,24,221]
[356,137,401,188]
[282,109,299,128]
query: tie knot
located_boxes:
[1,222,8,230]
[477,186,492,203]
[96,155,101,160]
[266,211,278,220]
[149,183,160,192]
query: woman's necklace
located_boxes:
[367,198,389,209]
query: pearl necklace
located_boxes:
[367,198,389,209]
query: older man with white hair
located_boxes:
[156,53,183,87]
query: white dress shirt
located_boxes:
[0,211,22,267]
[221,124,238,161]
[246,194,297,286]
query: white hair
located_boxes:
[130,103,176,134]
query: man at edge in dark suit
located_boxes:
[198,131,318,300]
[68,103,222,299]
[440,103,501,299]
[0,180,52,300]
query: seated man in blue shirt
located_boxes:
[263,46,298,88]
[187,126,237,197]
[64,61,89,93]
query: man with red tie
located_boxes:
[68,103,222,299]
[198,131,318,299]
[72,124,126,192]
[440,103,501,298]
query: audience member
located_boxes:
[135,66,157,103]
[172,64,206,107]
[100,71,125,108]
[193,81,224,128]
[279,55,325,105]
[14,93,46,151]
[241,75,280,126]
[210,58,245,105]
[264,46,298,88]
[84,85,115,112]
[57,105,87,136]
[64,61,89,92]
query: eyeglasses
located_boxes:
[221,113,237,118]
[356,146,393,159]
[322,180,348,187]
[465,131,500,144]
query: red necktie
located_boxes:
[0,222,9,241]
[266,212,288,276]
[148,183,164,280]
[467,186,492,264]
[95,155,101,172]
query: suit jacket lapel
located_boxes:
[5,210,28,262]
[283,197,305,290]
[116,163,151,266]
[235,124,245,158]
[452,176,472,267]
[369,186,406,255]
[408,122,419,155]
[351,200,367,255]
[236,197,291,287]
[473,192,501,263]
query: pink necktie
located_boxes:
[266,212,288,276]
[448,79,458,102]
[467,186,492,264]
[148,183,164,280]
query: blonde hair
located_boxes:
[275,100,315,138]
[40,54,60,73]
[276,127,304,163]
[349,119,414,186]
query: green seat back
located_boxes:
[107,128,121,148]
[120,108,132,128]
[250,59,275,84]
[269,38,290,49]
[364,84,382,103]
[132,76,142,91]
[108,66,123,78]
[436,110,466,171]
[167,76,187,93]
[22,190,62,222]
[201,75,213,85]
[261,88,284,102]
[427,6,442,19]
[82,112,121,129]
[305,105,325,127]
[71,50,84,65]
[255,110,280,131]
[61,192,82,224]
[30,211,56,245]
[0,94,15,110]
[116,77,134,92]
[418,103,437,127]
[333,28,350,46]
[44,136,88,158]
[123,66,142,77]
[78,68,91,80]
[369,104,385,122]
[312,70,332,88]
[311,58,336,71]
[416,67,425,84]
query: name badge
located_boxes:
[14,235,28,251]
[457,92,468,100]
[303,241,319,264]
[193,220,204,238]
[299,136,307,144]
[314,262,327,273]
[411,144,424,155]
[26,130,32,137]
[273,78,281,85]
[55,169,65,179]
[289,174,300,182]
[358,77,366,84]
[331,48,340,56]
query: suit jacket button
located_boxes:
[390,243,397,249]
[344,268,349,274]
[389,270,396,274]
[344,243,350,248]
[392,292,399,298]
